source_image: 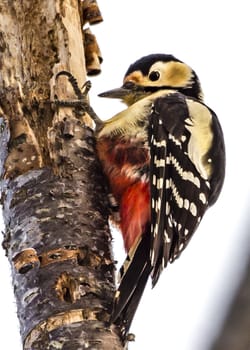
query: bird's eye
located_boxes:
[149,71,160,81]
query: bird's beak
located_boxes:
[98,82,147,106]
[98,86,131,99]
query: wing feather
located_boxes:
[149,93,211,285]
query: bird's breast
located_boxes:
[96,132,150,201]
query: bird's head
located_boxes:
[99,54,204,106]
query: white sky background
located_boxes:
[0,1,250,349]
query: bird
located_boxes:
[94,53,225,340]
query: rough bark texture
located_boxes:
[0,1,123,349]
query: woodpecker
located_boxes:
[95,53,225,339]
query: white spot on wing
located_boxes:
[185,117,193,126]
[177,197,183,208]
[152,198,155,208]
[153,139,167,147]
[171,182,184,208]
[164,230,171,243]
[184,199,190,210]
[190,202,197,216]
[169,133,181,146]
[166,202,170,215]
[157,178,164,189]
[179,243,184,251]
[153,174,156,185]
[168,216,173,227]
[155,158,165,167]
[157,198,162,211]
[199,192,207,204]
[193,176,201,188]
[166,179,171,188]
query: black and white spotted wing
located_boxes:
[149,93,213,286]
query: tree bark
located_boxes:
[0,1,123,349]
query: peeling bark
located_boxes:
[0,1,123,349]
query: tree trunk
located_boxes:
[0,1,123,349]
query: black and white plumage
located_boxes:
[149,92,224,285]
[97,54,225,341]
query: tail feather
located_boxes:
[110,230,152,338]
